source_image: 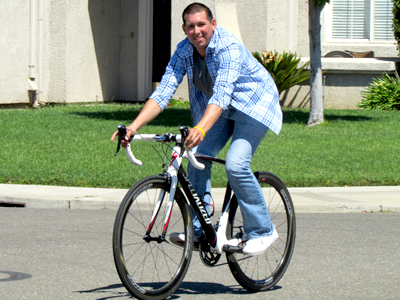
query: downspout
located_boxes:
[28,0,39,105]
[37,0,43,104]
[29,0,35,79]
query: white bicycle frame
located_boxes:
[126,134,242,254]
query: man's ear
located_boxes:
[212,19,217,30]
[182,24,187,35]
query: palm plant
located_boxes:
[253,51,310,94]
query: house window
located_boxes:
[331,0,394,41]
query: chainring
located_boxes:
[198,236,221,267]
[199,249,221,267]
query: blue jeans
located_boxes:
[188,107,274,240]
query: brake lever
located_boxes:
[115,125,133,156]
[179,126,189,153]
[180,126,205,170]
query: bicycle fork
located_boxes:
[144,146,181,243]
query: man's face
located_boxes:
[182,11,216,56]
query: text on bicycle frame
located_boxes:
[182,173,211,225]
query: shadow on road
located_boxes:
[75,282,282,299]
[75,283,131,299]
[175,281,281,295]
[0,270,32,282]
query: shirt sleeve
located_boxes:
[149,50,187,111]
[208,42,242,110]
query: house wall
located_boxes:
[0,0,142,105]
[1,0,398,107]
[1,1,31,104]
[281,57,399,109]
[50,0,122,104]
[292,1,398,109]
[172,0,288,101]
[172,0,398,109]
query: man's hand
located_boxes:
[110,98,162,148]
[185,104,223,149]
[185,127,205,149]
[110,126,135,148]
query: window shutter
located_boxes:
[374,0,394,40]
[332,0,370,39]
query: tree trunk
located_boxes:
[308,0,324,126]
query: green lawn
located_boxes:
[0,103,399,188]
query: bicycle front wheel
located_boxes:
[113,175,193,300]
[226,171,296,292]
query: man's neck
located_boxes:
[195,47,206,59]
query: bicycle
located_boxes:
[112,125,296,300]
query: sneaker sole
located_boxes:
[242,234,279,256]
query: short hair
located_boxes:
[182,2,214,25]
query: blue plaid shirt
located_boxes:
[150,26,282,134]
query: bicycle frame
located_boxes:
[145,141,242,254]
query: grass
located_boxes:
[0,103,399,188]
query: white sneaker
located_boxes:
[169,232,201,251]
[242,228,279,256]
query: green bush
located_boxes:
[169,98,190,107]
[393,0,400,54]
[253,50,310,94]
[357,72,400,110]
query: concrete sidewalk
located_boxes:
[0,184,399,213]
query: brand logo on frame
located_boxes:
[183,174,211,224]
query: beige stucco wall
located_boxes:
[171,0,279,101]
[47,0,127,104]
[281,58,400,109]
[1,0,398,107]
[1,0,140,105]
[1,1,31,104]
[44,0,116,104]
[171,1,398,108]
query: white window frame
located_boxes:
[325,0,394,43]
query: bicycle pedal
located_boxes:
[223,244,244,253]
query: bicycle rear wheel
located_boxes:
[226,171,296,292]
[113,175,193,300]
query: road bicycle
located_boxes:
[112,125,296,300]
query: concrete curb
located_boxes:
[1,184,399,213]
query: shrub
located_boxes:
[357,72,400,110]
[393,0,400,54]
[253,50,310,94]
[168,98,190,107]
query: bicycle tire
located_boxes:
[113,175,193,300]
[226,171,296,292]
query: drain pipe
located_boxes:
[29,0,35,79]
[28,0,39,105]
[37,0,43,104]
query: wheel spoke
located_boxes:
[113,176,193,299]
[226,172,296,292]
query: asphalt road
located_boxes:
[1,208,399,300]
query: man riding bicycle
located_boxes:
[111,2,282,256]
